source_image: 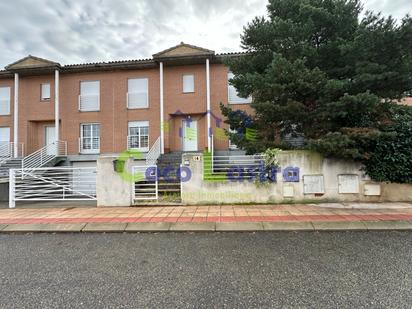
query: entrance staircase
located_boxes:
[0,141,67,182]
[0,158,22,180]
[0,142,24,182]
[156,152,183,200]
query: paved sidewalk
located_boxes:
[0,203,411,232]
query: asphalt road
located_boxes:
[0,232,411,308]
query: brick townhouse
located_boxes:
[0,43,253,170]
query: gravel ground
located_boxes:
[0,232,411,308]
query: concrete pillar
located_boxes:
[159,61,165,154]
[54,69,59,142]
[206,58,211,151]
[96,156,134,207]
[13,73,18,158]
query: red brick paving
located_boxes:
[0,204,412,225]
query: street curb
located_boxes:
[0,221,411,233]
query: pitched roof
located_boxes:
[0,44,247,78]
[5,55,60,71]
[153,42,215,58]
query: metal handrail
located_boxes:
[22,141,67,170]
[78,94,100,111]
[0,142,24,164]
[146,136,161,165]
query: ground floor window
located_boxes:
[80,123,100,154]
[128,121,149,152]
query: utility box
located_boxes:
[364,184,381,196]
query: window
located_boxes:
[127,78,149,109]
[183,74,194,93]
[0,127,10,143]
[79,81,100,111]
[0,127,10,156]
[41,83,50,101]
[0,87,10,115]
[80,123,100,153]
[128,121,149,151]
[228,72,252,104]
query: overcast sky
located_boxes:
[0,0,410,68]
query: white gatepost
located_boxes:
[206,58,211,151]
[55,69,60,142]
[9,169,15,208]
[159,61,165,154]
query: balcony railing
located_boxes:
[0,142,24,164]
[79,137,100,154]
[127,135,149,152]
[78,94,100,112]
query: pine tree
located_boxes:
[222,0,412,157]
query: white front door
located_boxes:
[45,126,56,155]
[182,119,198,151]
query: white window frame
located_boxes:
[128,121,149,152]
[41,83,51,101]
[79,81,100,112]
[228,72,252,104]
[127,78,149,109]
[0,127,10,143]
[80,123,100,154]
[0,86,11,115]
[182,74,195,93]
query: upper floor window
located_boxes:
[0,87,10,115]
[79,81,100,112]
[183,74,194,93]
[228,72,252,104]
[41,83,50,101]
[127,78,149,109]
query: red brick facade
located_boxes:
[0,44,253,156]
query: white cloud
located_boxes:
[0,0,409,68]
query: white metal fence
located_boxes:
[204,154,265,181]
[133,165,158,201]
[9,167,97,208]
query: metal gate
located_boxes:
[133,165,158,201]
[9,167,97,208]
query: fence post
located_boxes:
[155,166,159,201]
[9,169,15,209]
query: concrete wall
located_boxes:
[181,151,412,204]
[96,155,134,207]
[0,182,8,202]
